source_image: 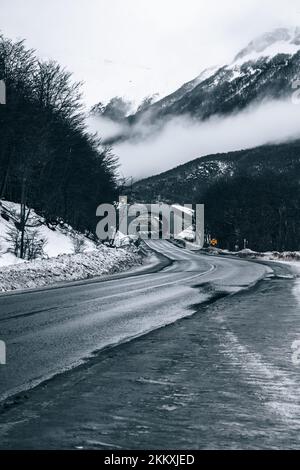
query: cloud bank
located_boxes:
[2,0,300,105]
[110,99,300,179]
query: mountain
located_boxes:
[234,28,300,62]
[96,27,300,144]
[129,27,300,124]
[129,140,300,204]
[108,28,300,251]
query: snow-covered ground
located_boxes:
[0,200,143,292]
[0,200,97,267]
[204,246,300,259]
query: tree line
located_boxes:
[0,34,119,245]
[202,173,300,252]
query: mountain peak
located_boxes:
[233,27,300,63]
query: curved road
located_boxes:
[0,240,269,402]
[5,241,299,449]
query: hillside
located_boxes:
[0,199,143,292]
[0,34,118,235]
[0,200,97,267]
[129,140,300,251]
[130,141,300,204]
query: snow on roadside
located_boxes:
[0,246,143,292]
[203,246,300,275]
[256,251,300,276]
[0,199,144,292]
[203,246,300,261]
[237,250,300,266]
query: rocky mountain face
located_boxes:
[128,27,300,126]
[93,28,300,145]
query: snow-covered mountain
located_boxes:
[233,27,300,63]
[133,27,300,123]
[99,27,300,144]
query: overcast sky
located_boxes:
[1,0,300,107]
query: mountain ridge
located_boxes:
[129,140,300,204]
[93,27,300,147]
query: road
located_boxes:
[1,240,300,449]
[0,240,268,402]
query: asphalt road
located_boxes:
[1,242,300,449]
[0,241,269,403]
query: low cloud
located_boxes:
[111,98,300,179]
[87,115,129,141]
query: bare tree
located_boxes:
[5,225,46,260]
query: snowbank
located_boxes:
[0,200,145,293]
[0,246,142,292]
[203,246,300,270]
[258,251,300,262]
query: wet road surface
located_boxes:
[2,241,299,449]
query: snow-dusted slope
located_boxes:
[0,200,96,267]
[233,27,300,63]
[121,27,300,130]
[131,141,300,204]
[137,66,219,113]
[0,200,144,292]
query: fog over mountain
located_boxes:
[3,0,300,105]
[89,28,300,177]
[114,99,300,178]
